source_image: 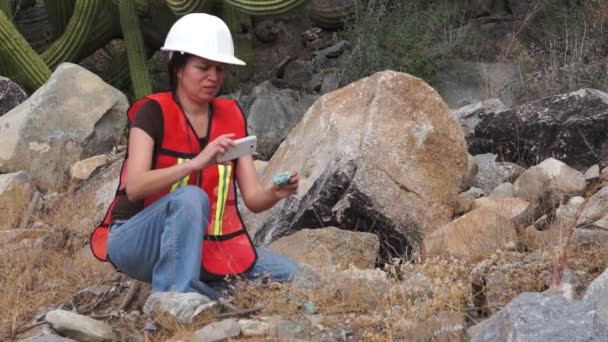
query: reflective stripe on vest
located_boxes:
[170,158,190,192]
[213,164,232,235]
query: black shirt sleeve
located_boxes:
[130,100,163,143]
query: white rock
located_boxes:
[70,155,109,181]
[193,318,240,342]
[144,292,216,324]
[45,309,114,342]
[239,319,270,337]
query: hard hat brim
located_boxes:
[161,47,246,66]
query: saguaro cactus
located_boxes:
[222,0,308,16]
[41,0,103,70]
[0,9,52,91]
[310,0,354,30]
[0,0,11,17]
[222,3,253,80]
[166,0,214,16]
[43,0,76,38]
[119,0,153,98]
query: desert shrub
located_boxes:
[515,0,608,101]
[341,0,468,84]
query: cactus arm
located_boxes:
[0,0,11,17]
[222,3,252,79]
[112,0,149,15]
[41,0,104,70]
[310,0,353,30]
[0,9,52,91]
[166,0,214,16]
[79,1,121,60]
[43,0,76,37]
[102,51,131,90]
[221,0,308,16]
[119,0,153,98]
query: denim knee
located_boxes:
[172,186,210,214]
[280,258,299,281]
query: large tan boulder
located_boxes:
[269,227,379,270]
[514,158,586,201]
[0,63,128,192]
[245,71,467,257]
[425,206,516,259]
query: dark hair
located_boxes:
[167,52,192,92]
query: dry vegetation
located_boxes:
[2,191,608,341]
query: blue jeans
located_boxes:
[107,186,298,293]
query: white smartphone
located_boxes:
[216,136,257,163]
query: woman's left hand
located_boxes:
[270,171,299,200]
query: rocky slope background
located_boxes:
[2,0,608,341]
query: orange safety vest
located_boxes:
[90,92,257,276]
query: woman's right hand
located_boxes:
[188,133,236,171]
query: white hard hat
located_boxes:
[161,13,246,65]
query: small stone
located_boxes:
[302,301,317,315]
[193,318,240,342]
[238,319,270,337]
[70,155,109,181]
[277,319,309,341]
[144,292,216,324]
[272,171,292,186]
[584,164,600,181]
[45,309,115,341]
[22,334,77,342]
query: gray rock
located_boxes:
[472,292,608,342]
[514,158,587,202]
[321,72,340,94]
[238,81,317,158]
[22,334,78,341]
[0,63,128,192]
[585,164,601,181]
[455,187,485,214]
[144,292,216,324]
[450,99,506,143]
[193,319,240,342]
[277,319,310,342]
[472,153,525,193]
[149,49,170,93]
[584,267,608,325]
[400,272,434,300]
[580,186,608,226]
[543,268,587,297]
[488,182,515,198]
[572,228,608,246]
[0,76,27,117]
[461,153,479,191]
[45,309,115,342]
[316,40,348,59]
[435,62,517,108]
[58,157,121,233]
[326,268,389,307]
[292,264,323,290]
[254,20,279,43]
[244,71,467,258]
[238,319,270,337]
[282,60,314,88]
[602,166,608,181]
[471,89,608,170]
[70,155,109,181]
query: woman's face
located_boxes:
[177,55,225,103]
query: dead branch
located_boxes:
[89,281,139,320]
[18,191,40,230]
